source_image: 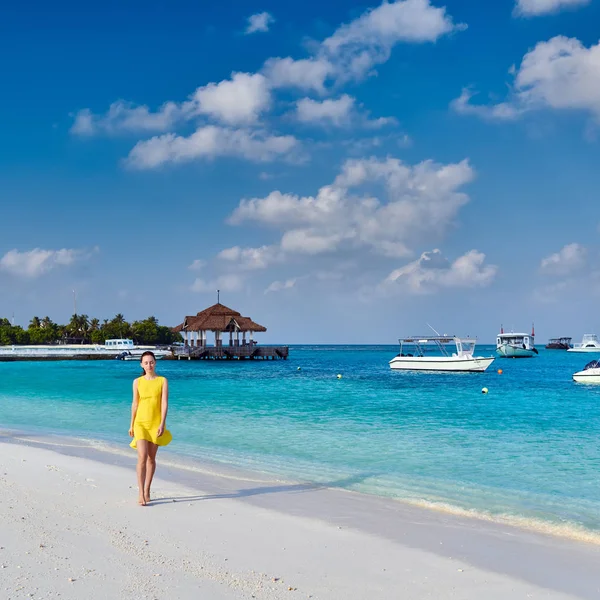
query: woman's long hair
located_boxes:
[140,350,156,376]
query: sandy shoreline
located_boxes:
[1,434,599,599]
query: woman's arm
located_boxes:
[129,379,139,437]
[157,377,169,437]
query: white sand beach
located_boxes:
[1,436,599,600]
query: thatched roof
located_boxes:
[173,303,267,333]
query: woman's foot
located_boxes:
[144,489,151,504]
[138,494,147,506]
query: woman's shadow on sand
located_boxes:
[148,472,377,506]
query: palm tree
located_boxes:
[29,316,41,329]
[66,314,90,341]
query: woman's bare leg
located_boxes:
[136,440,149,506]
[144,443,159,503]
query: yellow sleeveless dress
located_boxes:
[130,376,173,449]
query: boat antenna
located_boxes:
[426,323,442,336]
[217,289,220,304]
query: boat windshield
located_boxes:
[459,340,476,356]
[584,360,600,370]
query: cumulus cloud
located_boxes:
[70,101,181,135]
[540,243,587,275]
[188,259,206,271]
[0,248,90,278]
[185,72,271,125]
[245,12,275,34]
[72,72,271,136]
[296,95,356,126]
[294,94,396,128]
[261,0,462,90]
[191,274,244,293]
[514,0,590,17]
[262,57,335,93]
[451,88,523,121]
[217,245,281,270]
[228,156,475,259]
[126,126,299,169]
[264,278,297,294]
[383,249,497,293]
[319,0,464,81]
[452,36,600,122]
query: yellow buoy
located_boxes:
[482,387,489,394]
[337,374,342,379]
[497,369,503,375]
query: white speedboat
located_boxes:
[496,328,537,358]
[567,334,600,353]
[389,336,495,372]
[573,360,600,383]
[0,338,171,361]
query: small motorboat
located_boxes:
[573,360,600,383]
[496,326,538,358]
[546,337,572,350]
[567,334,600,353]
[389,336,495,372]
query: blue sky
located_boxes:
[2,0,600,343]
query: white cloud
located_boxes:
[514,0,590,17]
[294,94,397,128]
[295,95,397,128]
[320,0,463,80]
[453,36,600,122]
[451,88,523,121]
[261,1,462,91]
[245,12,275,34]
[296,95,356,125]
[188,259,206,271]
[262,57,335,93]
[126,126,299,169]
[540,243,587,275]
[383,249,497,293]
[70,101,181,135]
[191,274,244,293]
[228,156,475,259]
[186,72,271,125]
[264,278,297,294]
[72,72,271,136]
[217,245,280,269]
[280,229,348,254]
[0,248,88,278]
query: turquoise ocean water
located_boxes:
[1,345,599,541]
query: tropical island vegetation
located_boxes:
[0,314,180,346]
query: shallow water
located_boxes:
[1,345,599,539]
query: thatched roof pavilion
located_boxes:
[173,303,266,348]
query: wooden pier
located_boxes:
[173,344,288,360]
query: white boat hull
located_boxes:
[573,368,600,383]
[567,347,600,353]
[389,356,495,372]
[496,344,536,358]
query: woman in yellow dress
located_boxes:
[128,351,172,505]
